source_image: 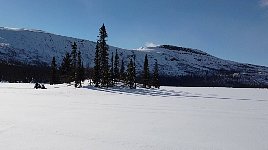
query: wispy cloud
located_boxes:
[260,0,268,7]
[145,42,158,47]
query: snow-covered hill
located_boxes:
[0,27,268,86]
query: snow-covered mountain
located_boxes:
[0,27,268,86]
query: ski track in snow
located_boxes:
[0,83,267,150]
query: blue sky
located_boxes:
[0,0,268,66]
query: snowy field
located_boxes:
[0,83,267,150]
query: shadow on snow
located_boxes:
[83,85,268,102]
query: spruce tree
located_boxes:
[60,52,72,83]
[152,59,160,88]
[126,58,135,88]
[81,62,85,82]
[98,24,109,87]
[109,52,114,86]
[93,41,100,87]
[143,54,150,88]
[71,42,78,83]
[75,51,82,87]
[120,59,125,82]
[114,49,120,83]
[50,56,57,85]
[133,55,137,88]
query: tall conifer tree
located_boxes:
[50,56,58,85]
[114,49,120,83]
[152,59,160,88]
[120,59,125,82]
[126,58,135,88]
[133,55,137,88]
[109,52,114,86]
[93,41,100,87]
[71,42,78,83]
[98,24,109,87]
[75,51,82,87]
[143,54,150,88]
[80,62,85,82]
[60,52,72,83]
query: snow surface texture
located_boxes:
[1,27,268,78]
[0,83,267,150]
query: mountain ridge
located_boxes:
[0,27,268,87]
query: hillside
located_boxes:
[0,27,268,87]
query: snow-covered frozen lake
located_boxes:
[0,83,267,150]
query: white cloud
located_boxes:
[145,42,159,47]
[260,0,268,7]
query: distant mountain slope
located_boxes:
[0,27,268,87]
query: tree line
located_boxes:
[50,24,160,89]
[49,42,85,88]
[91,24,160,89]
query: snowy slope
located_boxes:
[0,83,267,150]
[0,27,268,85]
